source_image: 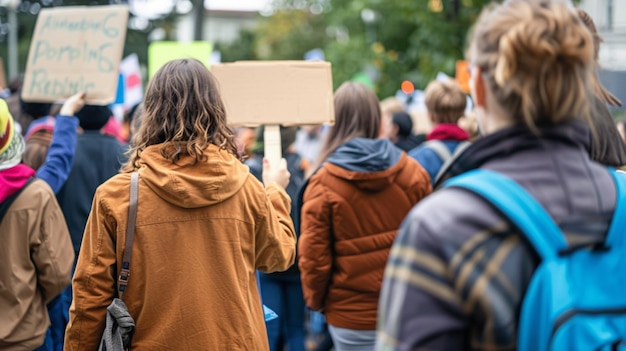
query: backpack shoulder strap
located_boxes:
[433,141,472,185]
[605,170,626,249]
[0,177,36,224]
[118,172,139,299]
[425,140,452,162]
[452,141,471,157]
[445,169,567,260]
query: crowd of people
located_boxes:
[2,0,626,350]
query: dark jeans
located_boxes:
[42,258,75,351]
[46,286,71,351]
[259,273,306,351]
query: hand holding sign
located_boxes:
[262,157,291,189]
[60,92,87,116]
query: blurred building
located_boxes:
[175,8,258,44]
[579,0,626,110]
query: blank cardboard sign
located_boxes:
[21,5,129,104]
[211,61,335,126]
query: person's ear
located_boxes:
[470,66,487,110]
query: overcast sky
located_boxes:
[205,0,272,12]
[131,0,272,19]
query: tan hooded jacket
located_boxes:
[0,179,74,351]
[64,144,296,351]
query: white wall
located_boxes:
[175,12,257,44]
[579,0,626,70]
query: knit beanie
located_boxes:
[23,117,55,171]
[0,99,25,170]
[0,99,15,155]
[25,116,56,141]
[76,105,113,130]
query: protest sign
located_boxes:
[211,60,334,167]
[21,5,129,104]
[211,61,334,126]
[148,41,212,78]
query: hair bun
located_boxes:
[494,3,594,87]
[468,1,597,132]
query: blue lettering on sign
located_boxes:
[39,12,120,38]
[29,69,97,97]
[30,40,115,73]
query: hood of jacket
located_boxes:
[138,143,249,208]
[324,138,405,191]
[0,164,35,203]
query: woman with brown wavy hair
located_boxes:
[298,82,431,351]
[65,59,297,351]
[377,2,619,350]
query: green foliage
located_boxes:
[222,0,491,98]
[214,29,257,62]
[256,9,328,60]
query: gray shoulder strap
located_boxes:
[426,140,452,162]
[452,141,471,158]
[433,141,472,185]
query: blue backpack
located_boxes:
[446,169,626,351]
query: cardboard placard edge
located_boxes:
[212,61,334,127]
[20,5,129,105]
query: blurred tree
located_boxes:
[225,0,491,98]
[214,29,258,62]
[255,8,328,61]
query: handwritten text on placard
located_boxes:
[22,5,129,104]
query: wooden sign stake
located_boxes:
[263,125,282,171]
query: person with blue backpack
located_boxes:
[376,1,625,351]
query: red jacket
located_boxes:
[298,138,431,330]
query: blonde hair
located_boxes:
[122,59,239,172]
[468,1,595,131]
[424,80,467,124]
[458,111,480,140]
[380,97,404,117]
